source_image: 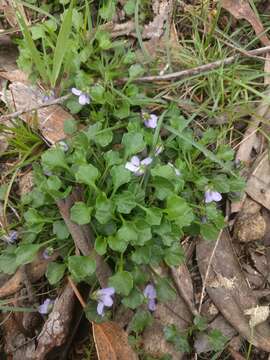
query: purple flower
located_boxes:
[143,113,158,129]
[168,162,181,176]
[58,140,69,152]
[42,248,53,260]
[42,90,55,103]
[125,156,153,176]
[144,284,157,311]
[71,87,90,105]
[96,287,115,316]
[1,230,18,244]
[38,298,54,314]
[205,190,222,204]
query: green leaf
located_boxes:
[144,207,163,226]
[122,289,144,309]
[41,148,68,170]
[129,64,144,78]
[108,271,133,296]
[156,278,176,302]
[165,195,194,227]
[122,131,146,157]
[194,316,208,331]
[70,202,92,225]
[24,208,46,225]
[132,266,150,285]
[95,193,114,224]
[75,164,100,187]
[46,262,66,285]
[133,219,151,246]
[104,150,122,167]
[111,165,131,193]
[91,84,105,104]
[228,177,246,192]
[53,220,69,240]
[95,236,107,256]
[64,119,77,135]
[68,255,96,282]
[0,253,18,274]
[0,184,8,201]
[114,191,136,214]
[108,235,128,252]
[95,129,113,147]
[99,0,116,20]
[117,223,137,245]
[164,324,191,353]
[47,176,62,191]
[151,165,176,180]
[113,101,130,119]
[129,309,152,333]
[212,174,230,193]
[131,246,151,264]
[153,177,174,200]
[124,0,135,15]
[15,244,40,266]
[164,243,185,266]
[96,31,112,50]
[51,2,73,87]
[208,329,228,352]
[200,223,220,241]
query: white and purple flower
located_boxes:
[96,287,115,317]
[204,190,222,204]
[155,144,164,156]
[125,156,153,176]
[38,298,54,315]
[71,87,90,105]
[142,113,158,129]
[58,140,69,152]
[1,230,18,244]
[144,284,157,311]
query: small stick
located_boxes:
[120,45,270,83]
[0,93,71,121]
[68,276,86,308]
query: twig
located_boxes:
[68,276,86,308]
[120,45,270,83]
[198,229,223,314]
[0,93,71,121]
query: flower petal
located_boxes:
[144,284,156,299]
[131,156,141,166]
[155,144,164,156]
[38,298,53,314]
[141,157,153,166]
[98,287,115,296]
[97,301,105,316]
[204,190,213,203]
[144,114,158,129]
[125,161,139,173]
[148,298,157,311]
[101,295,113,307]
[79,93,90,105]
[58,141,69,152]
[71,87,82,96]
[211,191,222,202]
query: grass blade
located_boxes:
[16,11,48,84]
[51,2,73,87]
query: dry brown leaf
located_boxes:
[92,321,138,360]
[196,229,270,352]
[34,282,75,360]
[246,152,270,210]
[142,267,192,360]
[221,0,270,46]
[3,82,70,144]
[142,0,170,39]
[244,306,270,328]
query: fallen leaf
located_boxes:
[246,152,270,210]
[142,267,192,360]
[244,306,270,328]
[196,229,270,352]
[34,282,75,360]
[221,0,270,46]
[142,0,170,39]
[92,321,138,360]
